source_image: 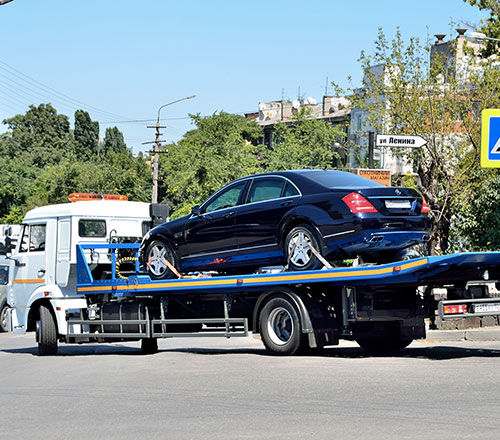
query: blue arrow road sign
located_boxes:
[481,109,500,168]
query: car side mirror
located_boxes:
[191,205,201,216]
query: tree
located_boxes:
[464,0,500,56]
[2,103,75,168]
[159,112,263,217]
[103,127,127,155]
[74,110,99,160]
[350,28,500,253]
[265,108,345,171]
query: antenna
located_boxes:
[325,76,329,95]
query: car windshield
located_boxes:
[304,171,384,189]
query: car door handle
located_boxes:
[280,200,293,207]
[223,211,234,219]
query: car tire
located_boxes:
[37,304,58,356]
[145,239,179,279]
[285,224,323,271]
[0,300,9,332]
[260,297,305,356]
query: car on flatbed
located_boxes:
[140,169,432,279]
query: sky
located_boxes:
[0,0,488,154]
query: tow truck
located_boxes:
[4,194,500,356]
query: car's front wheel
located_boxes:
[145,239,179,279]
[285,224,323,271]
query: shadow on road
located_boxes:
[3,343,500,360]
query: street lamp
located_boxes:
[469,31,500,43]
[147,94,196,204]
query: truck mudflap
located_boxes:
[76,245,500,296]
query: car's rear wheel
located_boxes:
[285,224,323,271]
[145,239,179,279]
[0,300,9,332]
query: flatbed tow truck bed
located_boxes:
[57,244,500,356]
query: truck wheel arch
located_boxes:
[252,287,314,335]
[27,298,54,332]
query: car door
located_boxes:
[235,177,300,261]
[182,180,248,268]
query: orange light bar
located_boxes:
[443,304,468,315]
[68,193,128,202]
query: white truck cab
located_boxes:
[5,196,164,345]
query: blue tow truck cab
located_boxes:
[67,243,500,356]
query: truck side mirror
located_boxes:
[191,205,201,216]
[2,236,12,255]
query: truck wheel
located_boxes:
[356,336,413,353]
[0,301,9,332]
[37,304,58,356]
[141,338,158,355]
[285,224,323,271]
[260,297,304,356]
[145,239,179,279]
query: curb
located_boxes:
[426,327,500,342]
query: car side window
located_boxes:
[283,182,299,197]
[204,182,246,213]
[248,178,284,203]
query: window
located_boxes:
[79,220,106,237]
[204,182,246,213]
[19,224,46,253]
[0,265,8,284]
[283,182,299,197]
[248,178,284,203]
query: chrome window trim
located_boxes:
[182,242,277,260]
[195,175,302,217]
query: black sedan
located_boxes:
[139,170,432,278]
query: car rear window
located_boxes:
[304,171,384,188]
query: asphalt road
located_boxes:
[2,332,500,439]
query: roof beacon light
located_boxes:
[342,192,377,214]
[68,193,128,202]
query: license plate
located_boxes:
[385,199,411,209]
[473,303,500,313]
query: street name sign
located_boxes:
[481,109,500,168]
[376,134,427,148]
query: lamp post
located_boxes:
[147,94,196,204]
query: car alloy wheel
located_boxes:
[145,239,178,279]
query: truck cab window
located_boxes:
[79,220,106,237]
[19,224,46,253]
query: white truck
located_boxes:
[5,194,500,357]
[3,195,168,354]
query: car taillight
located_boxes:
[342,192,378,214]
[421,197,430,214]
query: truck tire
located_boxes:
[37,304,58,356]
[260,297,304,356]
[285,224,323,271]
[0,300,8,332]
[356,336,413,353]
[141,338,158,355]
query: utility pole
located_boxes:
[143,94,196,204]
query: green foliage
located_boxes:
[352,28,500,253]
[103,127,128,155]
[265,108,345,171]
[0,105,151,222]
[74,110,99,159]
[464,0,500,56]
[159,112,263,217]
[460,171,500,250]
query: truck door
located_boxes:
[11,224,47,321]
